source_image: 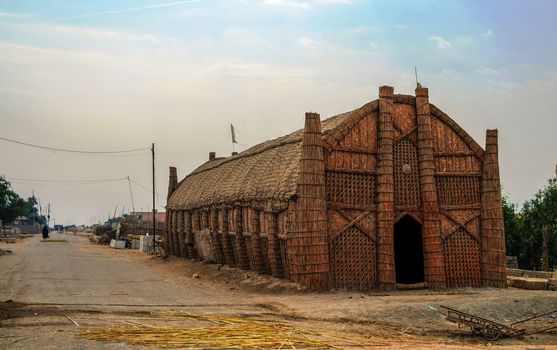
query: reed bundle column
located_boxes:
[210,209,225,265]
[415,87,446,290]
[171,210,179,257]
[165,210,174,256]
[166,167,178,256]
[184,211,195,258]
[175,211,183,257]
[235,207,250,270]
[481,129,507,287]
[221,207,236,267]
[178,211,188,258]
[377,86,396,291]
[251,210,267,274]
[287,112,330,291]
[266,211,284,277]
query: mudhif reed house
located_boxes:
[165,86,507,291]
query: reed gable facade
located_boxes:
[165,86,507,291]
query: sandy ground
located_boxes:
[1,232,557,349]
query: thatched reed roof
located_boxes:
[167,95,483,211]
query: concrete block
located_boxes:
[109,239,126,249]
[139,235,152,252]
[506,268,524,277]
[130,239,140,249]
[508,276,547,290]
[524,270,553,279]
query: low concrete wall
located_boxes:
[507,268,553,279]
[14,224,40,234]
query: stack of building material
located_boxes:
[507,268,554,290]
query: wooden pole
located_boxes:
[542,226,550,272]
[152,143,156,255]
[415,87,446,290]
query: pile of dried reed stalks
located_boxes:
[80,311,379,349]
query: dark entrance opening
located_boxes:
[394,215,424,284]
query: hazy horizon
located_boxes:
[1,0,556,225]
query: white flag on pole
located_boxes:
[231,124,237,144]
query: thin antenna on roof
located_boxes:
[415,66,422,88]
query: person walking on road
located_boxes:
[42,224,49,239]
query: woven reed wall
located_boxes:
[330,227,376,290]
[444,229,481,287]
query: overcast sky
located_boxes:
[1,0,556,225]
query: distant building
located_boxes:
[165,86,506,291]
[13,216,40,234]
[130,211,166,224]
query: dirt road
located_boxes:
[1,233,557,349]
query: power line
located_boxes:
[128,177,166,201]
[6,177,128,183]
[0,136,150,154]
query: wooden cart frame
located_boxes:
[441,305,557,341]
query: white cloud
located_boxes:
[475,67,500,76]
[262,0,312,10]
[54,0,203,21]
[368,41,378,49]
[224,28,268,46]
[347,26,369,34]
[261,0,353,10]
[0,11,31,18]
[297,36,318,48]
[205,61,313,79]
[481,29,493,38]
[0,21,166,45]
[429,36,452,49]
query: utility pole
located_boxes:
[151,143,156,255]
[32,190,36,225]
[47,203,51,228]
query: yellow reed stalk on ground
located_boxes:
[80,311,381,349]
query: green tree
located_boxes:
[503,194,523,263]
[519,177,557,269]
[0,176,27,236]
[25,196,46,224]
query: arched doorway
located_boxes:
[394,215,424,284]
